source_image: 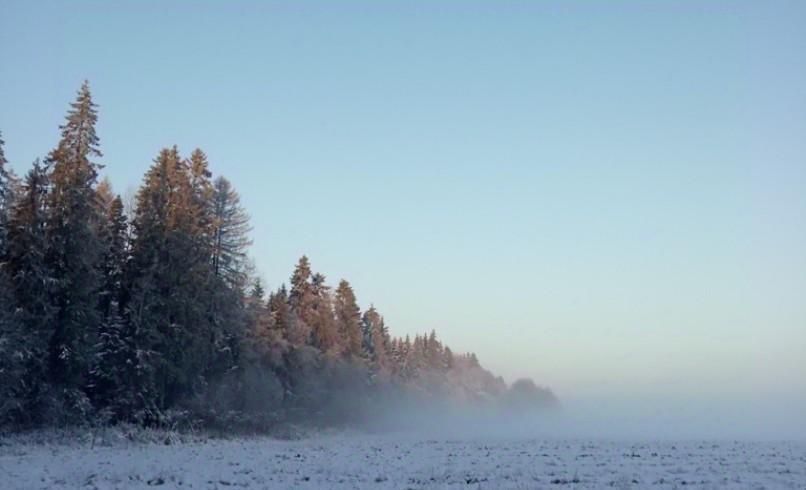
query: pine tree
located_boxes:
[334,280,363,360]
[46,81,104,394]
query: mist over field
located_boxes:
[2,1,806,488]
[339,390,806,442]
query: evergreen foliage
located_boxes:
[46,81,104,395]
[211,175,252,293]
[0,82,552,431]
[3,160,55,425]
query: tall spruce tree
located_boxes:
[362,306,391,375]
[45,81,104,394]
[88,195,132,414]
[4,160,54,423]
[128,146,239,410]
[0,88,519,429]
[309,273,339,355]
[0,131,18,257]
[288,255,315,345]
[129,146,195,409]
[334,280,363,359]
[0,263,21,425]
[0,134,21,423]
[270,284,305,348]
[244,281,285,368]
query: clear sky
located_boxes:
[1,1,805,408]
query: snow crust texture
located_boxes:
[1,433,804,489]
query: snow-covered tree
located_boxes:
[0,83,526,429]
[0,131,20,258]
[128,146,209,409]
[88,195,132,414]
[287,255,317,347]
[127,146,248,410]
[0,159,23,424]
[310,273,339,356]
[4,160,54,424]
[362,306,391,376]
[45,81,104,393]
[334,280,363,360]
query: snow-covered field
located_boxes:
[1,431,804,489]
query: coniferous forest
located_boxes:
[0,83,555,432]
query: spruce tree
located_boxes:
[272,284,307,348]
[129,146,202,409]
[128,146,243,410]
[0,136,22,422]
[0,130,6,169]
[186,152,243,385]
[98,196,128,318]
[334,280,363,359]
[7,160,53,333]
[46,81,104,395]
[0,264,22,425]
[4,160,54,423]
[427,330,441,369]
[88,195,131,414]
[310,273,339,355]
[288,255,315,344]
[244,281,285,368]
[128,147,176,408]
[0,131,17,257]
[443,346,454,370]
[362,306,391,375]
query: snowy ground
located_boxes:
[1,431,804,489]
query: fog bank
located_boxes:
[361,393,806,442]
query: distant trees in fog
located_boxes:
[0,83,555,431]
[504,378,559,412]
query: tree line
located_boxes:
[0,83,550,431]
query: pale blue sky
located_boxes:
[1,1,805,406]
